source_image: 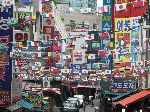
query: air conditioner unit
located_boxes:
[43,80,51,88]
[14,30,29,42]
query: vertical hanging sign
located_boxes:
[0,5,13,104]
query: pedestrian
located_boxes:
[91,96,94,107]
[83,101,86,112]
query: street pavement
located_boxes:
[79,99,100,112]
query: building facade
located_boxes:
[60,0,97,13]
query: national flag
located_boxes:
[41,67,50,72]
[41,0,49,2]
[102,5,109,13]
[71,69,79,74]
[113,53,120,59]
[108,42,113,48]
[133,0,144,8]
[115,3,127,11]
[51,68,60,73]
[81,69,88,74]
[136,61,143,66]
[147,60,150,65]
[74,52,82,57]
[105,70,111,74]
[55,54,61,59]
[98,50,107,56]
[99,32,109,38]
[63,55,71,59]
[56,63,63,68]
[48,52,52,57]
[102,63,109,68]
[96,70,103,74]
[61,69,70,74]
[88,54,95,59]
[35,62,41,67]
[85,34,94,41]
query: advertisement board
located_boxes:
[0,5,13,104]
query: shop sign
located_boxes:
[111,82,136,90]
[102,0,112,33]
[15,11,32,19]
[42,4,52,14]
[0,5,13,104]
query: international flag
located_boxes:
[113,53,120,59]
[51,68,60,73]
[85,34,94,41]
[98,50,107,56]
[41,0,49,2]
[61,69,70,74]
[81,69,88,74]
[102,5,109,13]
[63,55,71,59]
[136,61,143,66]
[88,54,95,59]
[115,3,126,12]
[99,32,109,38]
[27,41,39,46]
[133,0,144,8]
[105,70,111,74]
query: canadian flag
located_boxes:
[102,5,109,13]
[133,0,144,8]
[115,3,126,12]
[85,34,94,41]
[61,69,70,74]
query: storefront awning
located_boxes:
[6,103,22,111]
[112,90,136,101]
[17,100,34,109]
[118,90,150,106]
[104,91,121,96]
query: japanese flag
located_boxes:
[85,34,94,41]
[105,70,111,74]
[88,54,95,59]
[61,69,70,74]
[115,3,126,12]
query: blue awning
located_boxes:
[17,100,34,109]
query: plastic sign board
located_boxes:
[0,4,13,105]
